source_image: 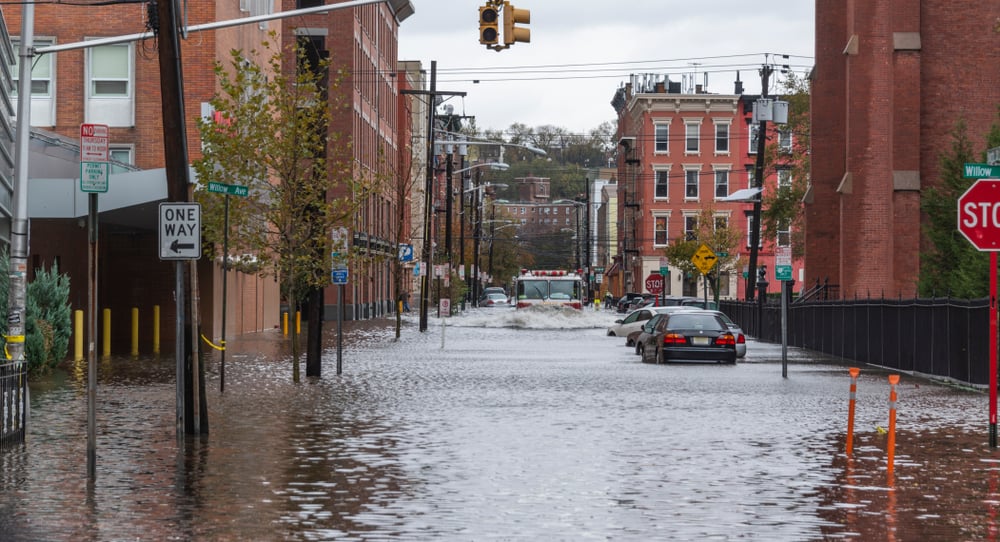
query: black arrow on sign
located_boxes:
[171,239,195,253]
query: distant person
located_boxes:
[594,298,601,312]
[400,292,411,312]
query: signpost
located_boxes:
[158,203,202,260]
[80,123,109,193]
[691,244,718,308]
[331,226,350,376]
[207,181,248,392]
[644,272,663,295]
[958,171,1000,447]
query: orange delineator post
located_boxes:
[846,367,860,456]
[887,374,900,478]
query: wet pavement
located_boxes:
[1,306,998,540]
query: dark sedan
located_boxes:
[638,311,737,365]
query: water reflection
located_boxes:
[0,313,998,540]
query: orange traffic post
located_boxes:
[887,374,900,478]
[846,367,860,456]
[282,311,288,336]
[296,311,301,335]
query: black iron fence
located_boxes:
[721,296,991,387]
[1,360,27,450]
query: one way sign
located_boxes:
[159,203,201,260]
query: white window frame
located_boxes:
[746,213,763,248]
[684,166,700,201]
[777,219,791,247]
[713,166,731,200]
[86,42,134,127]
[748,123,760,154]
[653,212,670,247]
[683,213,699,241]
[713,120,730,155]
[12,38,56,127]
[653,166,670,200]
[109,145,134,175]
[778,128,793,153]
[654,123,669,154]
[778,168,793,190]
[684,120,701,155]
[714,213,729,231]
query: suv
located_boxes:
[616,292,645,313]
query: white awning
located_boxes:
[719,187,763,202]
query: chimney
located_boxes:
[734,71,744,94]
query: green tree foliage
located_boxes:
[920,112,1000,298]
[662,208,743,299]
[761,73,810,259]
[194,34,358,380]
[25,262,72,374]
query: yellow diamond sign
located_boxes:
[691,244,718,275]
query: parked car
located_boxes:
[625,293,656,312]
[629,306,701,350]
[608,305,686,341]
[697,309,747,358]
[616,292,646,313]
[637,311,738,365]
[481,292,511,307]
[479,287,507,305]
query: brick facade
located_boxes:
[809,0,1000,298]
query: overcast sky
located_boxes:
[397,1,814,135]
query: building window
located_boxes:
[684,215,698,241]
[714,169,729,199]
[87,43,134,126]
[714,215,728,231]
[685,169,699,200]
[777,219,791,247]
[653,215,668,246]
[654,123,669,153]
[109,146,133,175]
[778,168,792,190]
[715,123,729,153]
[779,129,793,152]
[12,38,55,126]
[746,213,763,247]
[746,166,756,189]
[685,122,700,153]
[748,123,760,154]
[654,169,669,199]
[718,271,730,296]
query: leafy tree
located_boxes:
[760,72,810,259]
[661,207,743,300]
[920,111,1000,298]
[194,35,358,380]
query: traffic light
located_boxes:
[479,4,500,46]
[502,1,530,46]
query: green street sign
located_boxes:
[775,265,792,281]
[717,251,728,258]
[963,163,1000,179]
[207,181,249,197]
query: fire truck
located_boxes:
[512,269,586,310]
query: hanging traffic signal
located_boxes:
[502,1,530,46]
[479,4,500,46]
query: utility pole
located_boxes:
[746,64,772,302]
[401,62,465,331]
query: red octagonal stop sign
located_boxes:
[959,179,1000,251]
[645,273,663,295]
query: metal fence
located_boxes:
[1,360,27,450]
[721,296,992,387]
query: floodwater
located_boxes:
[1,306,998,541]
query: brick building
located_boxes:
[610,74,804,301]
[808,0,1000,298]
[5,0,415,354]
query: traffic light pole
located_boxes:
[745,65,772,302]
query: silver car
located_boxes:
[696,309,747,358]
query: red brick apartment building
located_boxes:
[611,75,804,300]
[808,0,1000,299]
[4,0,415,354]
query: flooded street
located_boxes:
[1,307,998,540]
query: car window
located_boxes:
[667,313,726,331]
[623,312,640,324]
[637,310,651,321]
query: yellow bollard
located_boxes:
[887,374,900,478]
[153,305,160,354]
[846,367,860,456]
[74,309,84,362]
[283,311,288,336]
[102,308,111,357]
[131,307,139,357]
[296,311,301,335]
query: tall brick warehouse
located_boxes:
[808,0,1000,298]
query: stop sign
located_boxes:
[645,273,664,295]
[958,179,1000,251]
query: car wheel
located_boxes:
[656,348,665,365]
[625,337,634,347]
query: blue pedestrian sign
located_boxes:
[398,243,414,262]
[332,267,349,285]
